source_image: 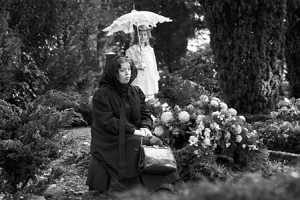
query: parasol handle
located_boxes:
[135,23,143,69]
[133,4,135,10]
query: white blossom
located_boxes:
[235,135,242,142]
[199,94,209,102]
[154,126,164,136]
[228,108,237,116]
[210,99,219,107]
[238,115,246,122]
[178,111,190,123]
[161,111,173,124]
[219,102,228,110]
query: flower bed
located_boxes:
[147,95,269,181]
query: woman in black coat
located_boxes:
[86,55,179,193]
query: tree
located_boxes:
[199,0,286,114]
[285,0,300,98]
[1,0,104,94]
[0,2,49,108]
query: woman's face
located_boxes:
[139,30,148,44]
[117,62,131,84]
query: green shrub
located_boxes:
[0,95,79,196]
[178,46,219,94]
[158,72,209,107]
[33,90,88,126]
[254,120,300,154]
[253,97,300,154]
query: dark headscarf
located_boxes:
[99,55,138,97]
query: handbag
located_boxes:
[138,137,177,174]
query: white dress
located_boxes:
[126,45,160,96]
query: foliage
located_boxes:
[0,0,103,96]
[157,72,209,107]
[255,120,300,154]
[0,12,49,109]
[253,97,300,154]
[0,92,83,196]
[199,0,286,114]
[177,44,219,94]
[285,0,300,98]
[148,94,268,181]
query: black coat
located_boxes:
[90,85,152,179]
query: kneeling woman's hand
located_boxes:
[140,128,153,139]
[134,129,146,137]
[150,136,163,147]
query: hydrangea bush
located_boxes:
[253,97,300,155]
[147,95,268,181]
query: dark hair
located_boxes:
[99,55,137,89]
[109,56,135,78]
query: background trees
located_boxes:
[285,0,300,98]
[199,0,286,114]
[1,0,300,113]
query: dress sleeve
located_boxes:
[92,90,136,135]
[136,87,153,130]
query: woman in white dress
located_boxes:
[125,25,160,99]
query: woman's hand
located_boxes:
[134,130,145,137]
[134,128,152,138]
[140,128,153,138]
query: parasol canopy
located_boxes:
[103,9,172,36]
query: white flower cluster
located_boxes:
[154,126,164,136]
[178,111,190,123]
[160,111,173,124]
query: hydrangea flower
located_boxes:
[211,111,220,118]
[219,102,228,110]
[211,97,221,102]
[154,126,164,136]
[231,124,242,135]
[228,108,237,116]
[235,135,242,142]
[238,115,246,122]
[178,111,190,123]
[210,99,219,107]
[160,111,173,124]
[199,94,209,102]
